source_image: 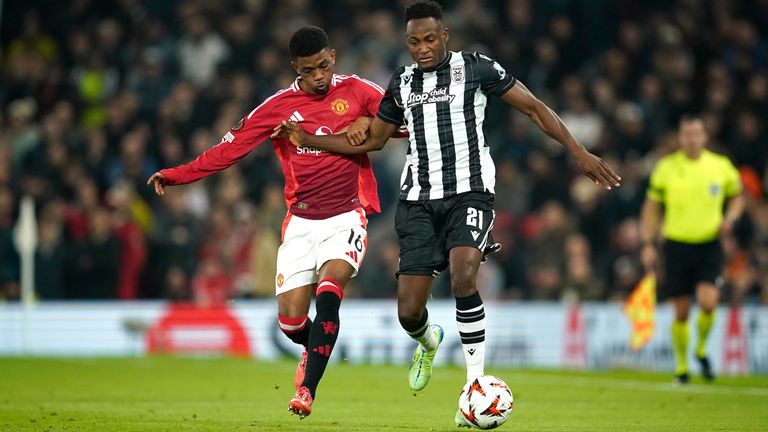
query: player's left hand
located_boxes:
[271,121,306,147]
[341,117,372,146]
[573,149,622,191]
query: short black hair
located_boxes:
[404,1,443,25]
[289,26,329,58]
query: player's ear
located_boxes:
[291,60,298,75]
[329,49,336,65]
[443,27,449,43]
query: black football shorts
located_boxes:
[662,239,723,299]
[395,191,495,277]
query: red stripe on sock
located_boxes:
[278,313,309,333]
[316,278,343,300]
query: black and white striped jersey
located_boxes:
[377,50,516,201]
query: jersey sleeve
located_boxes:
[646,161,666,202]
[349,75,386,117]
[473,52,517,97]
[160,98,281,185]
[723,159,743,198]
[376,68,406,126]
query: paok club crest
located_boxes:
[451,65,465,84]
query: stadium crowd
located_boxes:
[1,0,767,304]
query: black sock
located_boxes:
[302,279,343,397]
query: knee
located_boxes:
[699,294,719,313]
[451,272,477,298]
[675,310,689,322]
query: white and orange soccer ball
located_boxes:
[458,375,514,430]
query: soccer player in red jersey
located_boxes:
[147,26,396,419]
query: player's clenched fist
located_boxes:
[271,121,307,147]
[342,117,372,146]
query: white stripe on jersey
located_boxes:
[450,54,472,195]
[248,88,293,119]
[473,90,496,194]
[420,72,444,199]
[331,74,387,95]
[289,110,305,122]
[353,76,386,94]
[398,65,418,199]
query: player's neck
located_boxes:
[683,149,704,160]
[420,50,451,72]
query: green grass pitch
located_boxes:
[0,357,766,431]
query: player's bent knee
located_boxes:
[450,274,477,298]
[318,259,355,287]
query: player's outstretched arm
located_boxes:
[271,117,398,154]
[501,81,621,190]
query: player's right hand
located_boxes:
[147,172,165,196]
[573,149,622,191]
[343,117,372,146]
[271,121,306,147]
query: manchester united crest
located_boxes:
[331,98,349,115]
[451,65,465,84]
[276,273,284,287]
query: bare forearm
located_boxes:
[640,200,661,244]
[725,194,746,222]
[303,133,385,154]
[529,101,584,155]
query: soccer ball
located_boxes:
[458,375,513,430]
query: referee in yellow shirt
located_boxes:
[640,114,745,384]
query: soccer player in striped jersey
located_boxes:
[272,2,621,425]
[148,26,401,419]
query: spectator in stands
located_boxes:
[176,13,230,88]
[64,206,120,299]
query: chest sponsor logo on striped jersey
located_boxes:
[406,86,455,107]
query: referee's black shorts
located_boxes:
[395,191,495,277]
[662,239,723,299]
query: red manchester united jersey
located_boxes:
[160,74,386,219]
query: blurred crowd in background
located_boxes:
[1,0,767,304]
